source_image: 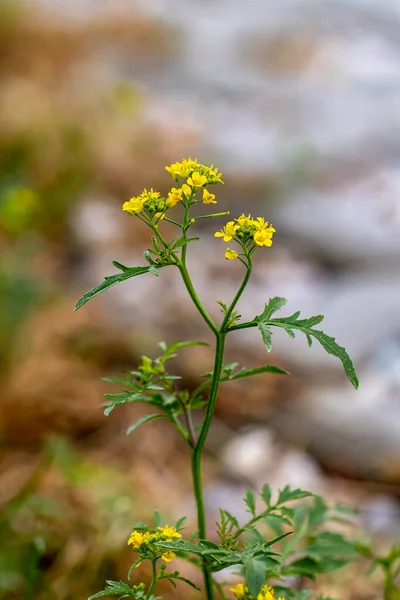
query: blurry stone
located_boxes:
[70,198,123,247]
[361,495,400,537]
[270,447,322,493]
[272,366,400,482]
[220,427,275,480]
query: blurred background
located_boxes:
[1,0,400,598]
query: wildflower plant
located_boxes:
[76,159,363,600]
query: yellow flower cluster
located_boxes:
[165,157,223,185]
[230,583,283,600]
[127,525,182,564]
[123,188,165,218]
[214,214,275,259]
[123,159,222,218]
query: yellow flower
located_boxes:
[207,164,224,184]
[154,212,165,220]
[166,187,183,208]
[157,525,182,540]
[127,530,148,549]
[161,551,176,562]
[257,585,277,600]
[181,183,192,198]
[225,248,239,260]
[165,162,186,179]
[236,213,256,228]
[142,188,160,201]
[202,189,217,204]
[165,158,223,185]
[253,227,274,247]
[214,221,240,242]
[187,172,207,188]
[122,196,146,214]
[230,583,246,599]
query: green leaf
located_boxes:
[305,531,359,559]
[228,364,290,380]
[153,510,162,528]
[277,486,313,505]
[258,297,288,320]
[261,484,272,507]
[175,516,187,531]
[244,557,267,597]
[88,581,137,599]
[103,392,153,416]
[75,265,156,310]
[126,413,167,436]
[244,489,257,516]
[256,298,359,389]
[308,496,328,528]
[162,571,201,591]
[258,323,273,352]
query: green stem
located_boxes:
[178,262,218,334]
[221,257,252,332]
[146,559,157,600]
[191,333,225,600]
[226,320,257,333]
[193,211,230,221]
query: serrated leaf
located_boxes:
[75,265,154,310]
[244,489,257,516]
[277,486,313,505]
[261,484,272,507]
[255,298,359,389]
[245,557,267,597]
[126,413,167,436]
[258,323,272,352]
[88,581,136,599]
[230,365,290,381]
[259,297,288,320]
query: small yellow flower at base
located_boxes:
[202,189,217,204]
[161,551,176,563]
[214,221,240,242]
[122,196,146,215]
[166,187,183,208]
[230,583,245,598]
[225,248,239,260]
[181,183,192,198]
[253,228,274,247]
[187,172,207,188]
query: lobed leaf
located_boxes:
[255,297,359,389]
[277,486,313,505]
[88,581,137,599]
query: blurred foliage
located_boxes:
[0,437,140,600]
